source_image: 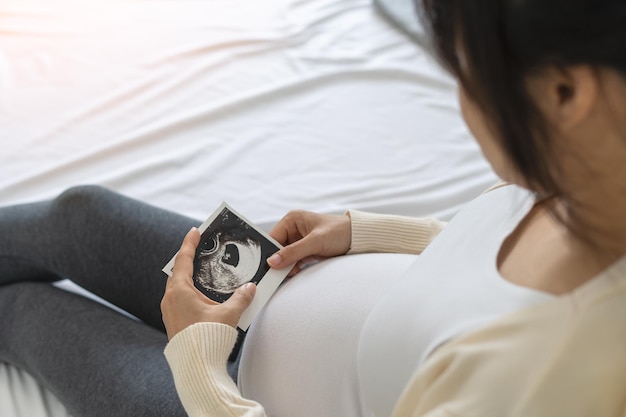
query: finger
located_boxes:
[287,263,302,278]
[268,213,302,246]
[171,227,201,284]
[285,255,323,277]
[299,255,322,266]
[223,282,256,317]
[268,218,291,245]
[267,236,319,269]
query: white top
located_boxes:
[358,185,554,417]
[237,186,553,417]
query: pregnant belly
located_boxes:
[238,253,417,417]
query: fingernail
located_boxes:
[267,253,282,267]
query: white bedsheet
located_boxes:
[0,0,497,416]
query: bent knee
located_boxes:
[54,185,115,210]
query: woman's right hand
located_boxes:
[267,210,352,277]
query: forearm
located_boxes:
[347,210,447,255]
[164,323,266,417]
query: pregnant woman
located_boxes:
[1,0,625,416]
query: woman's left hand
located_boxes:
[161,227,257,341]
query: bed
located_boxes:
[0,0,498,416]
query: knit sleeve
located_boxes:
[346,210,447,255]
[164,322,266,417]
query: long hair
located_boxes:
[418,0,626,197]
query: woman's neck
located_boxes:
[557,180,626,265]
[556,69,626,261]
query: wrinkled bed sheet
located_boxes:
[0,0,497,416]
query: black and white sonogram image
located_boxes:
[193,205,279,303]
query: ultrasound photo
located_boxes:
[192,205,279,303]
[163,202,292,331]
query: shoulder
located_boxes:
[481,179,510,194]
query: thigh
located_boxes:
[0,282,187,417]
[0,185,200,331]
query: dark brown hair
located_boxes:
[418,0,626,196]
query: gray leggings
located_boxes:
[0,186,241,417]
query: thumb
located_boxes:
[267,238,314,269]
[225,282,256,315]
